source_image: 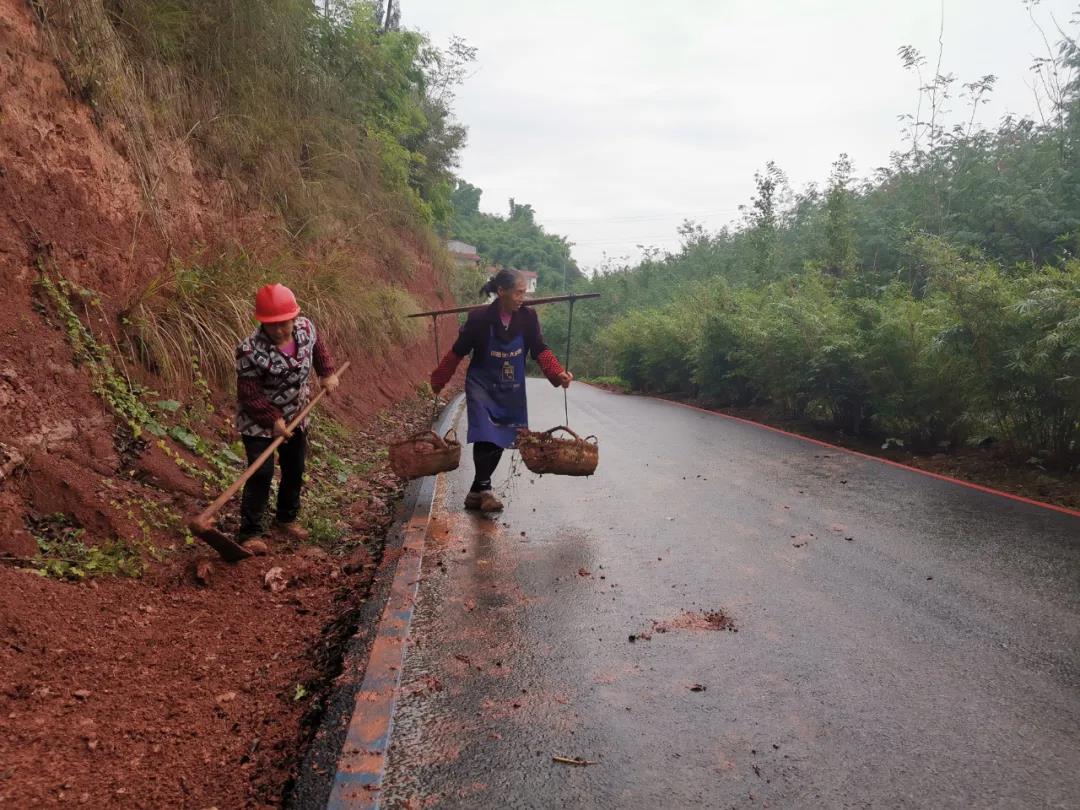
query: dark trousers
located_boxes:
[471,441,504,492]
[239,429,307,539]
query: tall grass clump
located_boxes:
[126,247,420,391]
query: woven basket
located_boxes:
[389,428,461,480]
[516,426,599,477]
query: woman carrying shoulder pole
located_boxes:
[430,269,573,511]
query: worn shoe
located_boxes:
[240,538,270,556]
[478,490,504,512]
[275,522,310,542]
[464,491,482,510]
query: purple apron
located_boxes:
[465,325,528,448]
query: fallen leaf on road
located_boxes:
[577,568,591,577]
[552,754,597,766]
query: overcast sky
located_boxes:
[403,0,1079,271]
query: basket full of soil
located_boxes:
[389,428,461,480]
[516,426,598,476]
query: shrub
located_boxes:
[862,286,975,448]
[599,308,698,395]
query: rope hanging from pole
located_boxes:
[430,314,440,423]
[563,298,574,426]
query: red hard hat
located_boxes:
[254,283,300,323]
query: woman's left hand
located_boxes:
[557,371,574,388]
[321,373,340,395]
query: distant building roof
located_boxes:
[446,240,480,261]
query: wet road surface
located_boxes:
[380,381,1080,808]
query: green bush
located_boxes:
[861,286,974,448]
[922,238,1080,461]
[730,273,872,430]
[599,308,698,395]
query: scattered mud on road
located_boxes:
[630,609,738,642]
[655,609,737,633]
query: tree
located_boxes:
[451,180,482,217]
[823,154,857,277]
[741,162,786,280]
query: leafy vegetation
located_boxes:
[38,267,249,492]
[550,21,1080,467]
[450,182,585,293]
[37,269,166,440]
[28,513,144,580]
[37,0,472,239]
[302,415,378,547]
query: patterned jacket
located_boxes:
[235,317,335,438]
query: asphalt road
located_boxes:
[380,380,1080,809]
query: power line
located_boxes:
[570,235,684,246]
[542,207,742,225]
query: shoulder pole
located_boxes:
[407,292,600,319]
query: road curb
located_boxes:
[288,394,463,810]
[325,394,462,809]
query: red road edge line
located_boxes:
[648,395,1080,521]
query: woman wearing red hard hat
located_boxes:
[234,283,339,546]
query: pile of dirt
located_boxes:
[1,560,338,807]
[0,388,453,807]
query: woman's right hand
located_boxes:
[272,418,293,439]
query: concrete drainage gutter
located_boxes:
[290,395,463,810]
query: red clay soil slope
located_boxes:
[0,0,459,805]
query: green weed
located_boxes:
[37,269,166,440]
[38,268,245,489]
[28,513,144,580]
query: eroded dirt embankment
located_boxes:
[0,0,459,805]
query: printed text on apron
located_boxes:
[465,324,528,448]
